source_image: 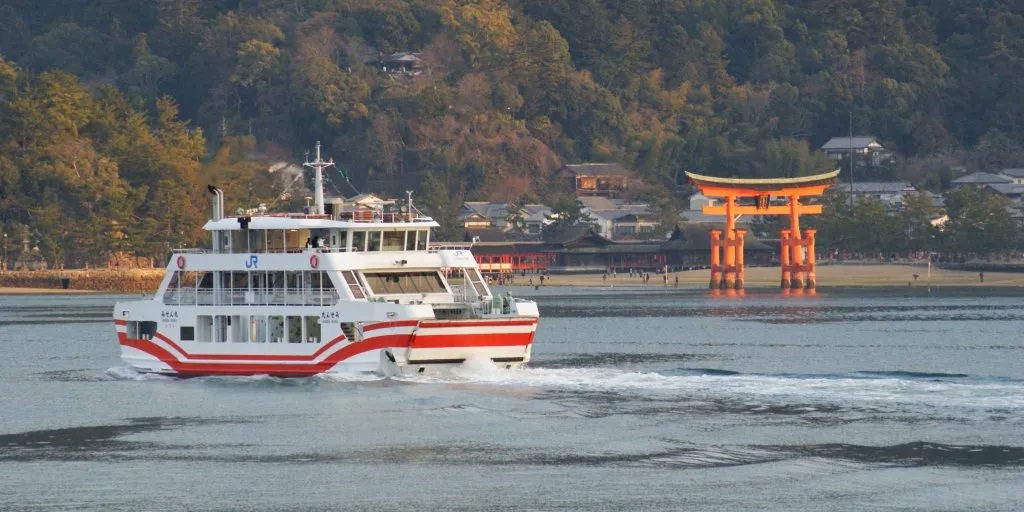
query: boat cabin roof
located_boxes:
[203,214,439,231]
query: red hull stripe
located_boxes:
[410,332,534,349]
[361,320,419,333]
[152,331,350,361]
[120,333,411,376]
[114,317,536,375]
[418,319,537,328]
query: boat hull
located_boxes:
[114,317,537,378]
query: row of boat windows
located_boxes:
[217,229,429,254]
[162,270,450,305]
[189,315,324,344]
[129,315,330,343]
[167,270,338,292]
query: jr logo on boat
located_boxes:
[244,255,259,269]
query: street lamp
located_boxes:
[1,231,6,271]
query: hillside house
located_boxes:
[460,202,552,237]
[843,181,918,207]
[378,52,425,76]
[559,163,635,197]
[820,136,893,165]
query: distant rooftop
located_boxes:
[950,172,1012,185]
[846,182,916,194]
[561,163,632,176]
[820,136,883,150]
[998,168,1024,178]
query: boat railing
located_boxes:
[162,286,341,307]
[429,242,474,253]
[334,210,433,223]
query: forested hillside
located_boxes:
[1,0,1023,266]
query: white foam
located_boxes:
[105,366,174,381]
[414,366,1024,411]
[315,372,387,383]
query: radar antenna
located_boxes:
[302,141,335,215]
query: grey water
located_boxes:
[1,287,1023,511]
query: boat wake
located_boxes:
[402,362,1024,419]
[105,366,175,381]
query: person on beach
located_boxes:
[979,272,984,283]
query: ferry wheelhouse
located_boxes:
[113,144,539,377]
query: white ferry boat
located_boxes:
[113,143,539,377]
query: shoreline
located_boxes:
[524,264,1024,289]
[0,264,1020,294]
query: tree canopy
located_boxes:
[2,1,1024,265]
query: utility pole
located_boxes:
[848,110,854,207]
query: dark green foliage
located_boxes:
[1,0,1024,262]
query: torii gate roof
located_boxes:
[685,170,839,196]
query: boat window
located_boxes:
[382,231,404,251]
[341,270,365,299]
[214,316,229,342]
[416,230,428,250]
[197,315,213,342]
[248,230,266,252]
[230,230,247,253]
[304,316,321,343]
[404,231,415,250]
[250,316,266,343]
[180,326,194,341]
[268,316,284,343]
[267,230,286,253]
[285,229,308,252]
[139,321,157,340]
[230,315,245,342]
[362,271,446,294]
[352,231,365,252]
[287,315,302,343]
[367,231,381,251]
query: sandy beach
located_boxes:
[515,264,1024,289]
[0,287,100,295]
[1,264,1021,294]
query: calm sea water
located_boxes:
[1,287,1023,511]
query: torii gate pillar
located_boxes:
[686,171,838,290]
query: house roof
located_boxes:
[545,224,613,246]
[577,196,618,210]
[847,181,916,194]
[522,205,552,223]
[662,223,773,252]
[985,183,1024,196]
[561,163,632,177]
[382,52,423,63]
[950,172,1012,185]
[464,227,508,243]
[998,168,1024,178]
[820,136,884,151]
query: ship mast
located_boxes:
[303,141,335,215]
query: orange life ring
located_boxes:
[310,254,320,269]
[176,255,186,269]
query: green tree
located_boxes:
[943,187,1020,256]
[542,196,594,241]
[895,191,942,254]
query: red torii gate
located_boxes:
[685,170,839,289]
